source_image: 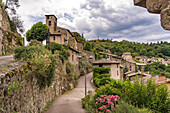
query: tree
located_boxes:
[49,42,62,54]
[84,41,91,51]
[26,22,49,42]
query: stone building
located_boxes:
[121,61,136,72]
[122,52,134,62]
[135,56,149,64]
[45,15,86,75]
[125,71,152,81]
[92,59,123,80]
[45,15,79,50]
[99,52,122,62]
[68,47,80,73]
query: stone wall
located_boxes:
[0,59,76,113]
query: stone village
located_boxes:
[0,1,170,113]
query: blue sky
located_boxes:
[16,0,170,43]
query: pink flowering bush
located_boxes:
[95,95,120,113]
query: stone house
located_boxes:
[45,15,83,69]
[122,52,134,62]
[68,47,80,73]
[121,61,136,72]
[151,57,165,64]
[99,52,122,62]
[92,59,123,80]
[125,71,152,81]
[135,56,149,64]
[45,15,80,50]
[167,59,170,65]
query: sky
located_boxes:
[15,0,170,43]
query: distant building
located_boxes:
[135,56,149,64]
[92,59,123,80]
[167,59,170,65]
[122,52,134,62]
[125,71,152,81]
[99,52,122,62]
[151,57,165,64]
[121,61,136,72]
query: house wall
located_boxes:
[68,49,79,75]
[110,64,121,80]
[121,61,136,72]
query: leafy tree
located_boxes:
[84,41,91,51]
[71,32,85,43]
[49,42,62,54]
[26,22,49,42]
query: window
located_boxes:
[117,70,119,76]
[130,65,132,71]
[49,21,51,26]
[99,64,103,67]
[47,16,49,19]
[117,64,119,68]
[53,36,55,40]
[72,55,74,61]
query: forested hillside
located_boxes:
[84,40,170,59]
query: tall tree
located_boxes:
[26,22,49,42]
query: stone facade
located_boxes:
[122,52,134,62]
[121,61,136,72]
[134,0,170,30]
[68,47,80,74]
[0,60,76,113]
[135,56,149,64]
[45,15,81,50]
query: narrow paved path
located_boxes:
[0,55,14,67]
[45,72,95,113]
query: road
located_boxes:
[0,55,14,67]
[45,72,95,113]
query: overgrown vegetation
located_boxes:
[14,45,56,89]
[83,67,170,113]
[93,67,111,87]
[45,42,70,63]
[145,62,170,78]
[71,32,85,43]
[66,62,78,87]
[85,40,170,59]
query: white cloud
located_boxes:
[15,0,170,44]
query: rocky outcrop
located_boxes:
[134,0,170,30]
[0,6,23,55]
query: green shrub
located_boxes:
[93,67,110,75]
[14,46,57,88]
[66,62,78,87]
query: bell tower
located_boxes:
[45,15,57,34]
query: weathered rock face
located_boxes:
[0,6,23,55]
[134,0,170,30]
